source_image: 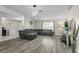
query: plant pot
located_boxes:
[72,40,76,53]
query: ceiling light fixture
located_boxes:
[33,5,37,7]
[32,5,42,17]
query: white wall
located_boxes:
[35,19,65,35]
[0,17,36,42]
[35,20,55,29]
[24,19,35,29]
[54,19,65,35]
[0,16,2,36]
[35,20,43,29]
[0,18,24,42]
[68,6,79,20]
[2,19,24,36]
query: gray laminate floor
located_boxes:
[0,35,72,53]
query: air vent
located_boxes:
[38,10,42,12]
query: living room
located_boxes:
[0,5,79,53]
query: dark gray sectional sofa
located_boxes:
[19,29,55,40]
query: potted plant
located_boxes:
[71,22,79,53]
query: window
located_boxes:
[43,22,54,31]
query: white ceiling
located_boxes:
[2,5,72,20]
[0,6,22,17]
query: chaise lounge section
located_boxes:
[19,30,37,40]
